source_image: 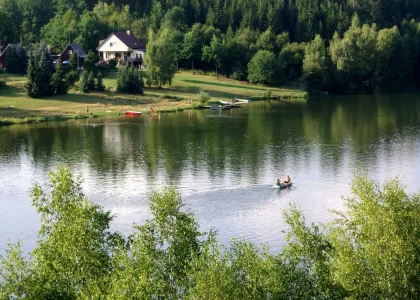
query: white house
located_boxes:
[97,31,145,64]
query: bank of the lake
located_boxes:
[0,71,307,125]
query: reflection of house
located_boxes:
[0,44,22,69]
[97,31,145,66]
[52,43,86,65]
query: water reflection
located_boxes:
[1,95,420,253]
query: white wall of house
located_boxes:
[97,34,146,62]
[98,35,130,52]
[130,50,145,60]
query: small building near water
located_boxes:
[96,31,145,67]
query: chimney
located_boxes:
[127,30,131,35]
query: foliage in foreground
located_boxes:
[1,167,420,299]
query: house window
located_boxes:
[68,50,72,55]
[110,43,113,47]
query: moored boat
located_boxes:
[234,98,251,103]
[125,111,142,117]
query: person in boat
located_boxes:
[282,176,291,185]
[276,178,281,186]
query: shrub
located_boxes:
[264,89,272,98]
[98,65,110,76]
[196,89,211,105]
[95,73,105,91]
[116,67,144,94]
[247,50,278,85]
[108,59,118,69]
[65,70,79,87]
[231,61,247,81]
[84,51,98,75]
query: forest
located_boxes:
[2,0,420,93]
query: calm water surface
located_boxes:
[1,95,420,253]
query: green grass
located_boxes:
[0,71,306,125]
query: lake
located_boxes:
[1,95,420,254]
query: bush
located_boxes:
[1,168,419,299]
[108,59,117,69]
[65,70,79,87]
[116,67,144,94]
[231,61,247,81]
[196,89,211,104]
[98,65,110,76]
[264,89,272,98]
[84,51,98,75]
[247,50,278,85]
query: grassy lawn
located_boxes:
[0,71,306,125]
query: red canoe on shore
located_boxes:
[125,111,142,117]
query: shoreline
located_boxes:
[0,72,307,126]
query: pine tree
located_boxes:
[5,47,18,74]
[25,45,54,98]
[17,47,28,75]
[116,67,144,94]
[69,52,78,72]
[87,71,95,91]
[80,71,90,93]
[26,51,40,97]
[95,73,105,91]
[51,60,69,95]
[38,45,54,96]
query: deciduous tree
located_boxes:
[303,35,331,93]
[145,29,178,88]
[202,34,223,78]
[247,50,278,85]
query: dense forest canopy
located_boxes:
[2,0,420,93]
[2,0,420,46]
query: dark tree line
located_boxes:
[2,0,420,46]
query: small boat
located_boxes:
[125,111,142,117]
[272,182,293,189]
[234,98,251,103]
[220,100,232,105]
